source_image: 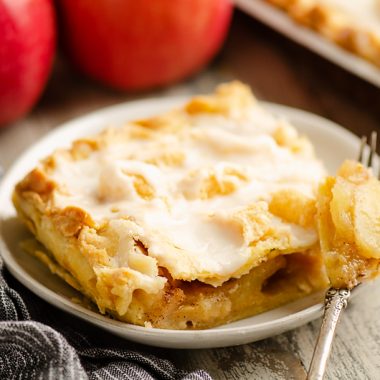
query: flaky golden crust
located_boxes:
[266,0,380,67]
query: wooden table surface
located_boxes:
[1,10,380,380]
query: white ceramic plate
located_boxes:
[235,0,380,88]
[0,96,360,349]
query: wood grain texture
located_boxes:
[1,10,380,380]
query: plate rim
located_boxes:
[0,95,360,348]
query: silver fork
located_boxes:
[307,131,379,380]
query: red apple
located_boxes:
[0,0,56,126]
[57,0,233,90]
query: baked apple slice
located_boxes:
[317,160,380,288]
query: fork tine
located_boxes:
[367,131,377,168]
[373,132,380,180]
[358,133,379,178]
[358,135,367,164]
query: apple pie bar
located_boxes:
[266,0,380,68]
[12,82,380,329]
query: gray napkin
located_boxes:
[0,256,212,380]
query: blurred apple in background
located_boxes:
[57,0,233,91]
[0,0,56,126]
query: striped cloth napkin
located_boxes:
[0,255,212,380]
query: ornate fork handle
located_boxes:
[307,288,351,380]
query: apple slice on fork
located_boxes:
[308,133,380,379]
[318,159,380,289]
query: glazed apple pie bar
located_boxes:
[13,82,380,329]
[266,0,380,68]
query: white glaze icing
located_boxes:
[324,0,380,32]
[50,105,325,286]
